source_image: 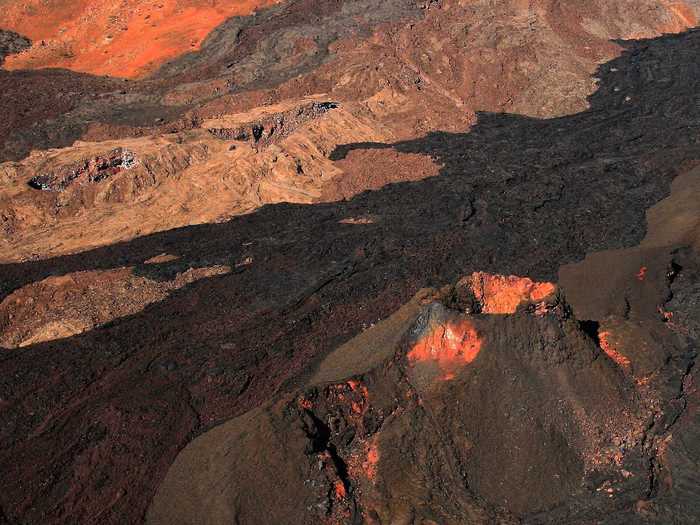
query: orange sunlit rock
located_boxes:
[347,436,380,485]
[599,331,632,370]
[657,307,689,334]
[2,0,280,78]
[350,384,369,415]
[660,1,698,31]
[362,441,380,481]
[334,480,346,499]
[408,318,482,380]
[464,272,557,314]
[636,266,648,281]
[298,398,313,410]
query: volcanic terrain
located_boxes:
[1,1,700,524]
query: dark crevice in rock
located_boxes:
[207,101,339,148]
[27,148,137,192]
[579,320,601,346]
[304,410,350,486]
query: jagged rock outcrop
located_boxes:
[148,275,692,523]
[0,98,392,261]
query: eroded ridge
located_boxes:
[149,272,694,523]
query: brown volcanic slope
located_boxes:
[1,1,700,524]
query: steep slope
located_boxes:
[147,266,695,523]
[147,162,700,524]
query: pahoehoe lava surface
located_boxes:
[0,6,699,525]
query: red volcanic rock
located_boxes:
[2,0,281,78]
[408,317,482,381]
[599,329,633,370]
[148,277,688,523]
[462,271,557,314]
[407,273,558,382]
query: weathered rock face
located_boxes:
[205,100,339,147]
[1,1,700,524]
[25,147,138,192]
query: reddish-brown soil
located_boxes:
[1,0,280,78]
